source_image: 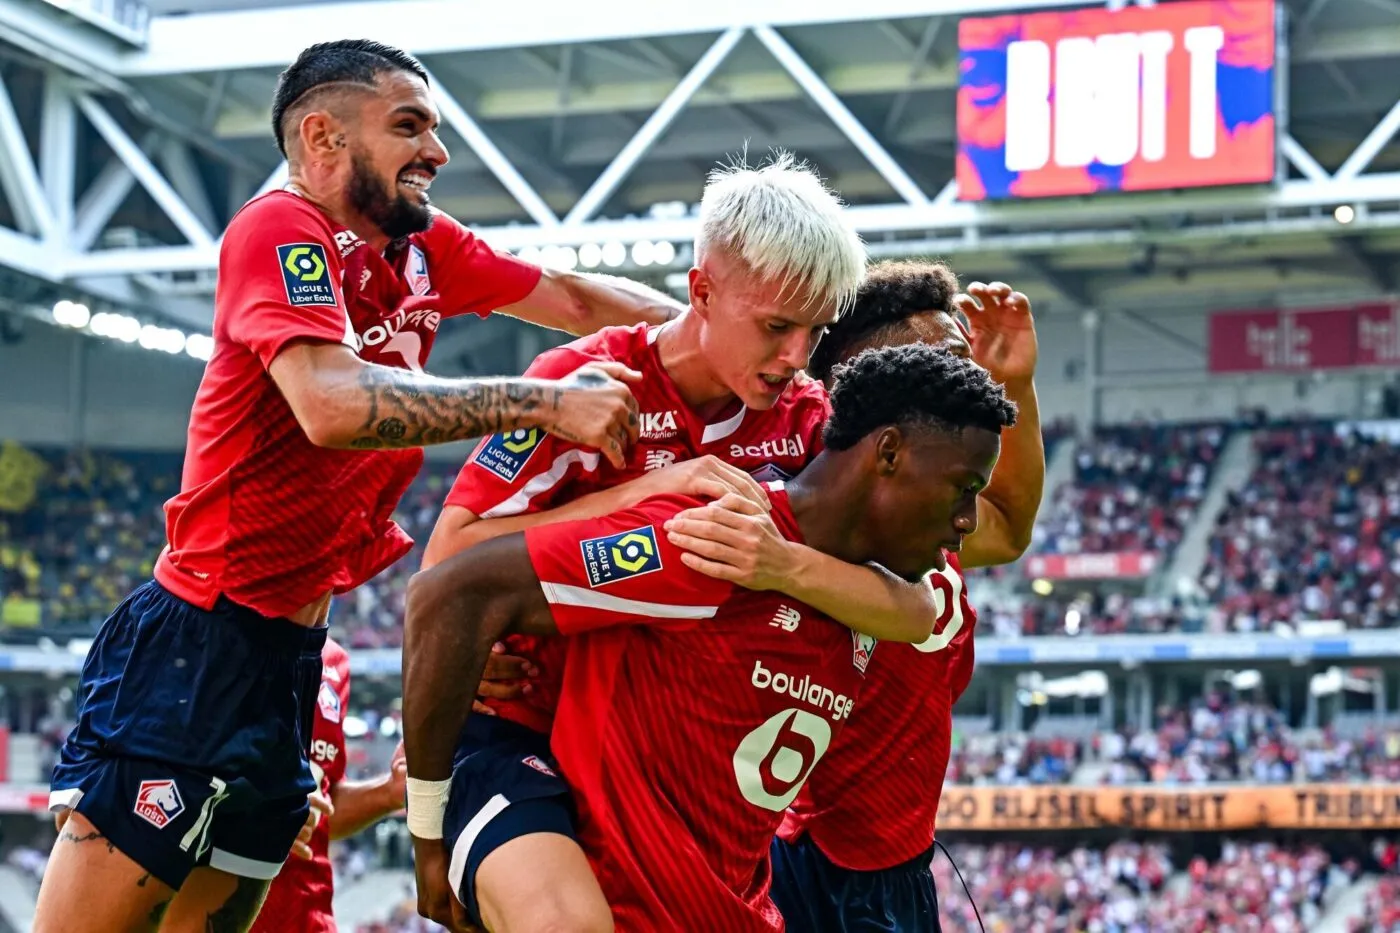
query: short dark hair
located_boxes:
[808,259,960,384]
[823,343,1017,450]
[272,40,430,156]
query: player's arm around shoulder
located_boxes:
[664,494,937,644]
[498,267,684,335]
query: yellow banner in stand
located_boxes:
[935,784,1400,831]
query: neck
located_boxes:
[286,172,392,252]
[654,311,738,418]
[784,452,872,565]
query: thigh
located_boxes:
[158,867,270,933]
[475,831,612,933]
[33,811,176,933]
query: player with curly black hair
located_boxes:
[403,342,1014,931]
[771,262,1045,933]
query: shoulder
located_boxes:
[413,209,473,252]
[525,323,648,377]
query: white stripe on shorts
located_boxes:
[447,793,511,906]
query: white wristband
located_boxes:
[404,777,452,840]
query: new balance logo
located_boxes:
[645,449,676,471]
[770,605,801,632]
[640,411,679,439]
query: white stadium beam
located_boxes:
[1281,136,1331,183]
[564,26,745,226]
[159,139,221,235]
[71,130,160,253]
[77,95,215,248]
[40,72,78,240]
[424,71,561,228]
[0,72,58,240]
[754,25,927,206]
[1335,96,1400,181]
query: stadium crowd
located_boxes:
[1200,424,1400,634]
[935,840,1341,933]
[1032,422,1228,558]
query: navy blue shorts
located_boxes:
[443,714,577,925]
[770,834,942,933]
[50,580,325,890]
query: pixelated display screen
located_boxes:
[956,0,1277,201]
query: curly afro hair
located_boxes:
[823,343,1017,451]
[807,259,960,384]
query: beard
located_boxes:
[347,152,434,241]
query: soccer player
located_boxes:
[405,344,1017,931]
[410,157,955,932]
[769,264,1044,932]
[37,39,683,933]
[252,637,406,933]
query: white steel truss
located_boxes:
[0,0,1398,322]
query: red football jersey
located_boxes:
[155,190,540,619]
[253,638,351,933]
[525,487,871,933]
[447,322,829,733]
[779,555,977,869]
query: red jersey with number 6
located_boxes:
[524,486,870,932]
[447,322,829,733]
[779,555,977,869]
[253,638,351,933]
[156,190,540,619]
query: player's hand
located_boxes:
[413,834,475,932]
[292,788,334,860]
[640,455,771,511]
[664,493,796,591]
[384,741,408,814]
[543,362,642,470]
[472,642,538,716]
[953,281,1038,384]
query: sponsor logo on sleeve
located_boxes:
[406,245,432,296]
[580,525,662,587]
[276,243,338,307]
[133,779,185,830]
[472,428,543,482]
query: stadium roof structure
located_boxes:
[1,0,1399,369]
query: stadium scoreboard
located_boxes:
[957,0,1279,201]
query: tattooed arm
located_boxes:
[268,342,641,458]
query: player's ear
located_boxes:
[688,266,710,319]
[872,427,902,477]
[299,109,346,163]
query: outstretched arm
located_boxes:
[956,282,1043,568]
[268,343,639,453]
[499,269,683,335]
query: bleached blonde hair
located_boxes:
[695,151,866,317]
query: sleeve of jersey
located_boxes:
[219,197,355,369]
[523,496,734,636]
[430,212,542,319]
[442,347,598,519]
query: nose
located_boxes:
[423,132,449,169]
[778,329,820,372]
[953,501,979,537]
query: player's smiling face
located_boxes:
[690,250,837,410]
[865,425,1001,579]
[347,70,448,241]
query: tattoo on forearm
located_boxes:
[353,367,560,449]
